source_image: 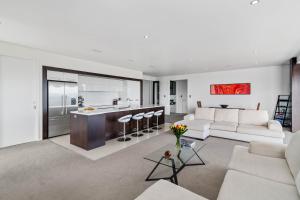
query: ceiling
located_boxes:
[0,0,299,76]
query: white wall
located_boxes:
[159,66,290,117]
[143,74,158,81]
[0,41,143,146]
[0,56,39,147]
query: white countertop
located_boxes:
[71,105,164,116]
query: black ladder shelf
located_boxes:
[274,95,292,128]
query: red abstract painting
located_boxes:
[210,83,251,95]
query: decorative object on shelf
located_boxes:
[220,104,229,108]
[164,150,172,159]
[113,99,118,105]
[256,102,261,110]
[197,101,202,108]
[83,107,95,111]
[170,124,188,150]
[210,83,251,95]
[78,96,84,107]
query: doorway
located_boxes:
[170,80,188,114]
[142,80,159,105]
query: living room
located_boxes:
[1,1,300,200]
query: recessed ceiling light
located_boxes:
[250,0,260,5]
[144,35,149,39]
[92,49,102,53]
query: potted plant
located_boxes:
[170,124,188,150]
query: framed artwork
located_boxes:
[210,83,251,95]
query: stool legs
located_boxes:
[117,122,131,142]
[143,118,153,133]
[152,116,162,130]
[131,120,144,137]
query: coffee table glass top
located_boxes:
[144,140,206,169]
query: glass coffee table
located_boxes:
[144,140,206,185]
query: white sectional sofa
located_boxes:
[135,132,300,200]
[175,107,284,143]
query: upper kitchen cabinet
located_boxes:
[47,70,78,82]
[78,75,123,92]
[64,73,79,82]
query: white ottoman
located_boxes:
[183,129,210,140]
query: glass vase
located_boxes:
[176,137,181,150]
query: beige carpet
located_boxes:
[0,131,247,200]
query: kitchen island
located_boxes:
[70,105,165,150]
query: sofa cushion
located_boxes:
[239,110,269,126]
[214,109,239,123]
[175,119,211,131]
[249,141,287,159]
[210,122,237,132]
[194,108,215,121]
[134,180,208,200]
[237,124,284,138]
[286,131,300,178]
[228,145,295,185]
[217,170,300,200]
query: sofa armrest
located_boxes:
[249,141,287,159]
[268,120,283,132]
[135,180,208,200]
[184,114,195,121]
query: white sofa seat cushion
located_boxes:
[237,124,284,138]
[239,110,269,126]
[228,145,295,185]
[214,109,239,123]
[184,114,195,121]
[135,180,208,200]
[210,122,237,132]
[175,119,211,131]
[217,170,300,200]
[286,131,300,178]
[249,141,287,159]
[194,107,215,121]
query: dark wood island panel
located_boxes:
[70,113,106,150]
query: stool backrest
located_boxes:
[144,111,154,118]
[133,112,144,120]
[118,114,132,123]
[154,110,164,116]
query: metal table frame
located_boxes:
[145,146,205,185]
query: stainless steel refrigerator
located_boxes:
[48,81,78,138]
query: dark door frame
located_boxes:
[42,65,143,139]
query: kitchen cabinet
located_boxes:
[78,75,123,92]
[64,73,78,82]
[47,70,64,81]
[47,70,78,82]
